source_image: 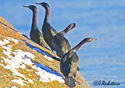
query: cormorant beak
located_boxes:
[36,2,41,5]
[23,5,28,8]
[92,38,98,41]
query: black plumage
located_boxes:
[60,37,98,87]
[36,2,57,51]
[23,5,48,49]
[52,23,76,58]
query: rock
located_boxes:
[0,16,91,88]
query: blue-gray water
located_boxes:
[0,0,125,88]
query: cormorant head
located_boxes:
[72,37,98,52]
[84,37,98,42]
[36,2,50,8]
[23,5,37,11]
[69,23,77,29]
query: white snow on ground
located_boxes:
[2,45,12,57]
[0,36,64,86]
[44,55,53,61]
[11,77,27,86]
[0,36,18,46]
[10,86,17,88]
[31,65,64,83]
[7,37,19,43]
[0,39,10,45]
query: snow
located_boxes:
[21,39,60,61]
[7,37,19,43]
[0,36,64,86]
[1,49,35,85]
[0,37,34,85]
[44,55,53,60]
[0,36,18,46]
[10,86,17,88]
[2,45,12,57]
[11,77,33,86]
[32,62,64,82]
[35,68,64,82]
[0,39,10,45]
[11,78,26,86]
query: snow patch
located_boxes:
[0,36,18,46]
[21,39,60,61]
[0,39,10,45]
[10,86,17,88]
[0,37,34,86]
[1,50,34,86]
[12,76,33,85]
[32,62,64,83]
[11,77,27,86]
[2,45,12,57]
[11,79,25,86]
[44,55,53,61]
[34,67,64,82]
[7,37,19,43]
[0,36,64,86]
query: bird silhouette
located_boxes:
[60,37,98,87]
[36,2,57,51]
[23,5,48,49]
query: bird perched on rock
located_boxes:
[60,37,98,87]
[36,2,57,51]
[52,23,76,58]
[23,5,48,49]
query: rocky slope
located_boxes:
[0,16,91,88]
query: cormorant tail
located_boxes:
[65,76,76,87]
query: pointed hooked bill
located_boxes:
[23,5,29,8]
[90,38,98,41]
[36,2,49,7]
[35,2,41,5]
[23,5,28,7]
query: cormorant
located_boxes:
[60,37,98,87]
[23,5,48,49]
[36,2,57,51]
[52,23,76,58]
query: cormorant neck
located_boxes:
[44,5,50,22]
[72,39,88,52]
[61,24,74,36]
[32,9,37,28]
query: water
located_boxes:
[79,54,125,88]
